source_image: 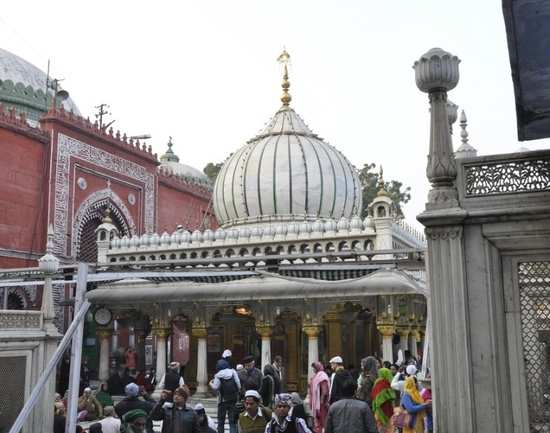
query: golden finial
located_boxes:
[277,49,291,106]
[377,166,388,197]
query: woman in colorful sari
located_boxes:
[401,376,431,433]
[371,367,395,433]
[308,362,330,433]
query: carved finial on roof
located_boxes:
[160,136,180,163]
[102,207,113,224]
[377,166,389,197]
[277,49,292,106]
[455,109,478,159]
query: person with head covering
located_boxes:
[122,409,149,433]
[265,393,312,433]
[115,383,154,433]
[216,349,233,371]
[158,361,185,394]
[289,393,311,428]
[391,364,417,395]
[238,389,272,433]
[209,358,241,433]
[371,368,395,433]
[99,406,121,433]
[238,355,263,394]
[95,382,114,408]
[53,401,66,433]
[194,403,216,433]
[328,356,353,404]
[260,364,277,408]
[356,356,378,405]
[151,386,199,433]
[77,387,102,421]
[324,378,378,433]
[418,374,433,433]
[400,376,431,433]
[308,362,330,433]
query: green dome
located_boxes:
[0,48,80,124]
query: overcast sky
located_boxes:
[1,1,549,229]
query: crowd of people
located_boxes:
[52,348,431,433]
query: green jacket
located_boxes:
[238,406,272,433]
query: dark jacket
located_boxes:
[329,369,353,404]
[325,398,378,433]
[238,367,263,393]
[151,401,199,433]
[164,370,182,392]
[115,396,154,433]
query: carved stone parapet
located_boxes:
[303,324,321,338]
[191,325,208,339]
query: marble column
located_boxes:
[303,325,321,382]
[111,319,119,352]
[409,328,419,358]
[97,328,113,382]
[376,321,396,363]
[397,326,410,353]
[256,322,273,370]
[192,325,208,397]
[152,327,171,384]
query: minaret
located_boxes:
[160,136,180,163]
[96,208,119,264]
[369,166,394,253]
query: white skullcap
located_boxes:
[406,365,418,376]
[244,390,261,400]
[329,356,343,364]
[194,403,205,411]
[236,364,244,370]
[222,349,232,358]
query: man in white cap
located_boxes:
[328,356,352,404]
[391,364,417,394]
[237,389,272,433]
[216,349,233,371]
[194,402,217,432]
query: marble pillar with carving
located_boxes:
[376,318,395,363]
[256,322,273,371]
[97,328,113,382]
[192,324,209,397]
[303,324,321,382]
[152,326,171,385]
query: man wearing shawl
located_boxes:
[308,362,329,433]
[371,368,395,433]
[400,377,431,433]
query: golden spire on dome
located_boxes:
[377,166,389,197]
[277,49,292,106]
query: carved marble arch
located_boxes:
[72,189,135,260]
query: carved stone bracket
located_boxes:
[376,323,396,337]
[191,325,208,339]
[255,322,273,338]
[97,328,113,340]
[303,324,322,338]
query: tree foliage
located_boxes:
[203,161,224,183]
[358,163,411,218]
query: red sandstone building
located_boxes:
[0,48,214,306]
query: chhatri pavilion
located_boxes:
[86,51,428,395]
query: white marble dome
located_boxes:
[213,105,362,227]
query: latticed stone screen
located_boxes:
[518,261,550,432]
[0,356,26,432]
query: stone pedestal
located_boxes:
[192,326,209,397]
[97,328,113,382]
[256,323,273,370]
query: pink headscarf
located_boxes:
[309,362,329,413]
